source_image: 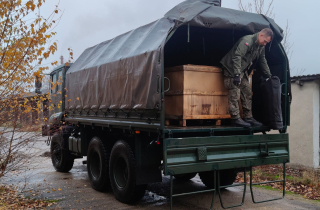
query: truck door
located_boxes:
[50,70,63,114]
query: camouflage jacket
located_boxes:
[220,33,272,78]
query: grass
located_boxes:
[44,199,61,203]
[253,184,320,203]
[252,168,320,188]
[253,184,296,196]
[24,196,61,203]
[244,165,320,200]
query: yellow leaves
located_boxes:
[0,0,60,104]
[26,1,31,7]
[76,97,79,100]
[37,49,42,56]
[2,62,9,68]
[31,4,36,11]
[43,52,49,59]
[26,1,36,11]
[33,71,41,78]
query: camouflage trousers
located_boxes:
[224,76,253,119]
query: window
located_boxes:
[58,70,63,93]
[51,73,57,94]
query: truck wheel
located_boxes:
[51,133,74,172]
[199,169,238,188]
[87,137,110,191]
[174,173,197,181]
[109,140,146,203]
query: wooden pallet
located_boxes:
[165,118,223,127]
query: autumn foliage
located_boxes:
[236,165,320,200]
[0,0,61,178]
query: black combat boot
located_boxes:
[232,118,251,128]
[244,118,263,127]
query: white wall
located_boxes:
[287,80,320,168]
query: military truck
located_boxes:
[43,0,291,209]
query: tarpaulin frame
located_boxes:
[65,0,287,123]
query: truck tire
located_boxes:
[50,133,74,172]
[109,140,146,203]
[199,169,238,188]
[87,137,110,191]
[174,173,197,181]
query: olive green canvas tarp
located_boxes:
[66,0,284,111]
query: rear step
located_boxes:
[163,133,289,209]
[169,165,286,210]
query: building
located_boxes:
[289,74,320,169]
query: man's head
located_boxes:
[257,28,273,46]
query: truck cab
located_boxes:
[42,64,72,136]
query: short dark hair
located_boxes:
[260,28,274,39]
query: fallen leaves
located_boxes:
[235,165,320,200]
[0,185,56,209]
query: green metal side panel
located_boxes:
[163,134,289,175]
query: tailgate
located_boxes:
[163,134,289,175]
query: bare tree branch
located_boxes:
[282,20,294,60]
[238,0,294,71]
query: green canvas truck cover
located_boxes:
[66,0,288,112]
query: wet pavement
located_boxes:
[2,137,320,210]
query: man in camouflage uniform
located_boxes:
[220,28,273,127]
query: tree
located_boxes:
[0,0,61,178]
[239,0,275,18]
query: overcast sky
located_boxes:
[41,0,318,76]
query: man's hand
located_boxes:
[233,75,241,86]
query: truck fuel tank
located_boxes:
[68,136,81,154]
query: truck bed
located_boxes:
[165,125,270,132]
